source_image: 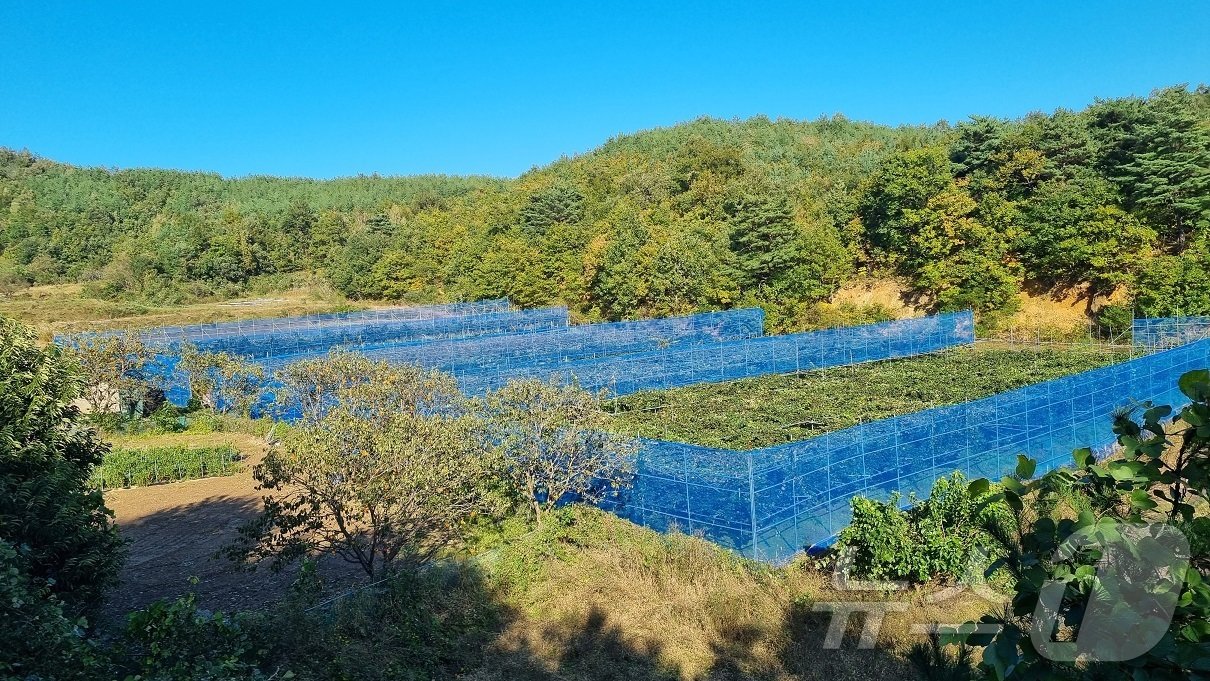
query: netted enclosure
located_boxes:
[58,299,565,359]
[64,301,573,406]
[462,311,975,396]
[317,308,767,388]
[1133,316,1210,351]
[605,338,1210,563]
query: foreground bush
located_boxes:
[839,472,1005,583]
[947,370,1210,679]
[89,445,243,489]
[0,314,124,609]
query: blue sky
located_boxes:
[1,1,1206,179]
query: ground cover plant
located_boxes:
[89,444,243,489]
[609,345,1130,449]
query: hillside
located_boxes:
[2,84,1208,333]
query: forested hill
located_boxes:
[2,84,1208,330]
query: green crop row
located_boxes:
[90,445,243,489]
[607,345,1131,449]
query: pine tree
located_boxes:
[727,193,801,291]
[1108,87,1210,245]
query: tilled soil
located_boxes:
[101,446,360,623]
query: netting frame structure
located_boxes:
[263,308,768,384]
[606,338,1210,563]
[1133,316,1210,352]
[456,311,975,397]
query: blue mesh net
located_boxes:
[606,338,1210,564]
[1133,316,1210,350]
[457,311,975,396]
[264,307,766,378]
[131,299,566,358]
[123,304,571,405]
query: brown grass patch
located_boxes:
[472,509,995,681]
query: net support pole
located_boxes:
[747,450,758,561]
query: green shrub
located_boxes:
[90,445,243,489]
[1095,303,1134,339]
[184,410,227,433]
[259,565,503,681]
[951,371,1210,678]
[839,472,1004,583]
[90,403,187,436]
[1,314,124,608]
[0,540,109,680]
[122,591,270,681]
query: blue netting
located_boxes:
[142,300,568,358]
[1133,316,1210,350]
[459,311,975,396]
[606,338,1210,564]
[295,308,766,384]
[142,308,971,412]
[126,304,571,405]
[257,309,767,417]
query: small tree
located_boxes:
[272,350,463,422]
[64,332,151,414]
[177,344,265,416]
[482,378,637,523]
[238,406,499,577]
[235,358,488,577]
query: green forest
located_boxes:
[2,85,1208,330]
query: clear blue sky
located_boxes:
[1,1,1206,179]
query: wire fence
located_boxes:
[89,446,244,490]
[1133,316,1210,352]
[603,337,1210,563]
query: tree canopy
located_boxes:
[3,85,1208,323]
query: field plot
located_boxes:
[609,345,1131,449]
[90,445,243,489]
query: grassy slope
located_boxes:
[609,345,1131,449]
[284,505,994,681]
[479,507,994,681]
[0,283,358,339]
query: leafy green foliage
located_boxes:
[122,591,272,681]
[5,87,1204,324]
[177,343,266,416]
[839,473,1005,582]
[88,445,242,489]
[262,564,503,681]
[482,378,638,523]
[949,369,1210,679]
[237,357,499,576]
[63,332,153,414]
[859,145,1022,313]
[0,315,124,609]
[610,346,1127,449]
[0,540,108,680]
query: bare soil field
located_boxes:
[100,436,358,622]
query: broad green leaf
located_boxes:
[1179,369,1210,400]
[1014,454,1037,480]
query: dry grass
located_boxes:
[828,277,923,319]
[0,283,358,340]
[469,508,995,681]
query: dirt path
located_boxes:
[101,443,359,622]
